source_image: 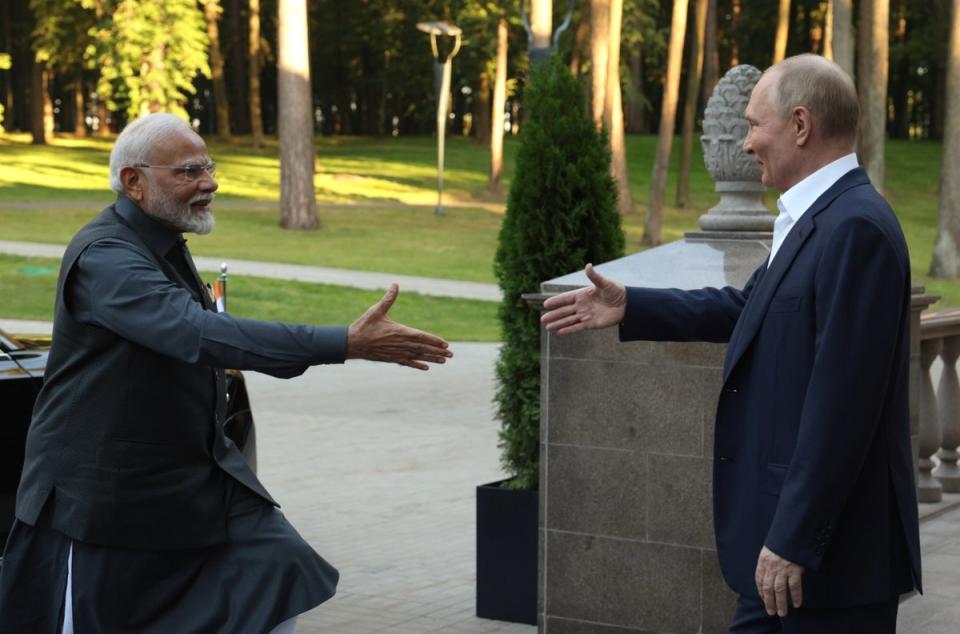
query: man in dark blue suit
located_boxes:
[542,54,920,633]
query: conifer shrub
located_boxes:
[493,57,625,491]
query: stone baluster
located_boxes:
[918,336,944,503]
[934,335,960,491]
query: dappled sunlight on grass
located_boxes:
[0,132,513,204]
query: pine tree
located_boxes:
[494,58,624,490]
[86,0,210,120]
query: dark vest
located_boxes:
[15,205,275,550]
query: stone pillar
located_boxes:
[537,65,769,633]
[910,290,939,494]
[918,336,944,503]
[934,335,960,491]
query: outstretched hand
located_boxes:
[540,264,627,335]
[347,284,453,370]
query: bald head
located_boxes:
[764,54,859,150]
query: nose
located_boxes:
[200,171,218,193]
[742,132,754,155]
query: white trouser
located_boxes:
[61,544,298,634]
[62,545,73,634]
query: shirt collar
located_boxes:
[115,194,183,256]
[777,153,859,222]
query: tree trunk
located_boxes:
[1,0,11,125]
[92,0,110,136]
[645,0,688,245]
[227,0,250,133]
[626,48,647,133]
[892,0,910,139]
[490,17,508,194]
[703,0,719,98]
[278,0,319,229]
[74,71,86,137]
[530,0,552,51]
[857,0,889,190]
[474,71,491,146]
[676,0,708,207]
[589,0,610,127]
[932,59,947,140]
[204,0,231,141]
[570,4,590,77]
[30,58,46,144]
[729,0,741,67]
[931,0,960,277]
[249,0,264,149]
[830,0,855,79]
[824,0,833,59]
[810,6,825,55]
[43,70,54,138]
[605,0,632,214]
[774,0,791,63]
[88,1,110,134]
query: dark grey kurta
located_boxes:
[0,197,344,633]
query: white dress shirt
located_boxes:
[768,153,860,266]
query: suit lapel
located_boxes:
[721,167,871,382]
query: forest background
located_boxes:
[1,0,959,338]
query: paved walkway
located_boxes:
[0,240,501,302]
[3,317,959,633]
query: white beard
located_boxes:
[146,189,216,235]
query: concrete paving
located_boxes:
[246,343,533,633]
[2,317,959,633]
[0,240,502,302]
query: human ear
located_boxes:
[120,166,145,203]
[793,107,812,147]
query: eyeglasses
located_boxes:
[135,162,217,182]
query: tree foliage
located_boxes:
[494,58,624,490]
[84,0,210,120]
[0,0,953,141]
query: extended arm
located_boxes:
[542,263,762,343]
[70,240,450,377]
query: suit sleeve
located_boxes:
[618,265,764,343]
[70,239,348,378]
[763,216,907,571]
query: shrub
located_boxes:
[493,57,624,491]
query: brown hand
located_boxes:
[346,284,453,370]
[540,264,627,335]
[755,546,804,617]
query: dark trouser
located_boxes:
[729,595,899,634]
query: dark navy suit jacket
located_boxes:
[619,168,921,607]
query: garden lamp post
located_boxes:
[521,0,576,65]
[417,21,462,217]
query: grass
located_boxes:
[0,205,503,283]
[0,132,515,205]
[0,254,500,342]
[0,131,956,313]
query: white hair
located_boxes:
[108,113,195,194]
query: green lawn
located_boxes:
[0,132,515,205]
[0,205,504,283]
[0,254,499,342]
[0,132,956,317]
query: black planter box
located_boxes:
[476,480,538,625]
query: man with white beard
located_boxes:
[0,113,453,634]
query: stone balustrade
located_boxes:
[917,307,960,503]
